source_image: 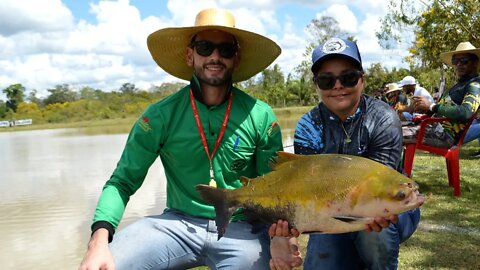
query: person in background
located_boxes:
[289,37,421,270]
[79,8,299,270]
[432,86,441,102]
[398,75,434,120]
[404,41,480,150]
[385,82,408,111]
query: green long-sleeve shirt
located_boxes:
[435,74,480,139]
[92,78,283,235]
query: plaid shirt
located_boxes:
[294,94,402,171]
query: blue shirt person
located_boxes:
[294,37,421,270]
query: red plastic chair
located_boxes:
[402,109,479,196]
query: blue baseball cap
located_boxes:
[311,37,363,73]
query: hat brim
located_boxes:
[440,48,480,66]
[147,25,281,82]
[385,89,401,94]
[311,54,362,73]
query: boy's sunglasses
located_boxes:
[314,70,363,90]
[190,40,238,59]
[451,56,472,66]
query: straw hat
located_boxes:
[440,41,480,66]
[147,8,281,82]
[385,83,402,94]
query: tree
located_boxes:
[0,100,7,119]
[44,84,78,105]
[27,89,43,106]
[119,82,137,94]
[378,0,480,68]
[80,86,98,100]
[260,64,286,106]
[2,83,25,112]
[294,16,352,80]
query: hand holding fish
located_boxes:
[365,214,398,232]
[269,220,302,270]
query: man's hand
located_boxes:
[268,220,302,270]
[412,96,432,113]
[78,229,115,270]
[364,214,398,232]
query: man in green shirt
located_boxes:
[403,41,480,148]
[79,8,290,270]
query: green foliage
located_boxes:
[119,82,137,94]
[0,100,7,118]
[27,89,43,106]
[2,83,26,112]
[44,84,78,105]
[378,0,480,68]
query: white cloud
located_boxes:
[0,0,74,36]
[0,0,170,98]
[0,0,412,100]
[317,4,358,33]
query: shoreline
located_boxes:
[0,106,312,133]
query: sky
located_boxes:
[0,0,413,99]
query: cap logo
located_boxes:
[322,38,347,54]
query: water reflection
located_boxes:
[0,113,302,269]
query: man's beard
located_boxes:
[193,60,234,87]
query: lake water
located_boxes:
[0,116,298,269]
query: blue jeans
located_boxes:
[304,208,421,270]
[109,210,271,270]
[464,119,480,144]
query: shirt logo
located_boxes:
[267,121,280,137]
[138,116,152,132]
[322,38,347,54]
[230,159,247,171]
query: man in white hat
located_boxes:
[404,41,480,148]
[399,75,434,120]
[79,8,300,270]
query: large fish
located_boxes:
[196,151,425,239]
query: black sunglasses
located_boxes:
[190,40,238,59]
[314,70,363,90]
[451,56,472,66]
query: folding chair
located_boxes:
[402,108,479,196]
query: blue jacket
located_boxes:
[294,94,402,171]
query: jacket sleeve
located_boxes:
[254,105,283,175]
[437,80,480,121]
[92,108,163,234]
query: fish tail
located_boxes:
[195,184,237,240]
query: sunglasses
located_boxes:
[314,70,363,90]
[190,40,238,59]
[451,57,472,65]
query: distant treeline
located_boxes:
[0,62,455,124]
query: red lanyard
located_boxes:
[189,88,233,184]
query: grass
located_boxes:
[195,142,480,270]
[396,141,480,269]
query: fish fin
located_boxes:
[301,231,325,234]
[332,215,370,223]
[240,176,251,186]
[195,184,237,240]
[269,151,302,170]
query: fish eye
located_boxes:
[394,191,406,200]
